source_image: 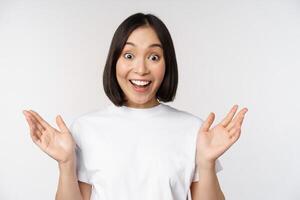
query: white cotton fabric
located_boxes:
[69,103,223,200]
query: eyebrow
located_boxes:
[125,42,163,49]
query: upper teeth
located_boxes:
[131,80,150,86]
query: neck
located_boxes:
[124,99,160,109]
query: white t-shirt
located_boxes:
[69,103,223,200]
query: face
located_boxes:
[116,26,165,108]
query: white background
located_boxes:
[0,0,299,199]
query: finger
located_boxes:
[31,135,42,146]
[228,127,241,142]
[23,111,45,133]
[227,113,246,137]
[226,108,248,131]
[227,115,244,132]
[56,115,69,133]
[200,112,215,132]
[239,115,245,126]
[24,112,43,144]
[28,110,52,130]
[220,105,238,127]
[29,116,45,138]
[23,111,43,138]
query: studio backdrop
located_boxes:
[0,0,299,199]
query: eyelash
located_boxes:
[123,53,160,61]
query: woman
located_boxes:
[23,13,248,200]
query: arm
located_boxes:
[22,110,92,200]
[192,105,248,200]
[55,155,82,200]
[190,163,225,200]
[79,181,92,200]
[55,154,92,200]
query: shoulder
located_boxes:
[161,104,204,131]
[68,106,111,138]
[163,104,203,122]
[71,106,111,125]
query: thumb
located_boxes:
[200,112,215,132]
[56,115,69,133]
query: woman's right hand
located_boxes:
[23,110,76,164]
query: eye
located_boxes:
[149,54,160,61]
[124,53,134,59]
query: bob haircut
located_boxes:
[103,12,178,106]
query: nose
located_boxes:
[133,58,150,75]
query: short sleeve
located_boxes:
[192,159,223,182]
[69,120,90,184]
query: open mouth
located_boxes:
[129,80,152,88]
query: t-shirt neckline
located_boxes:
[109,103,166,117]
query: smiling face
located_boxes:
[116,26,165,108]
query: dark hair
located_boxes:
[103,12,178,106]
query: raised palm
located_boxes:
[196,105,248,167]
[23,110,76,164]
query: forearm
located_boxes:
[191,164,225,200]
[55,155,83,200]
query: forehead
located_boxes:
[124,26,162,49]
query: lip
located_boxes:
[129,80,152,93]
[129,79,152,82]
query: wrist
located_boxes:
[58,154,76,171]
[196,159,216,171]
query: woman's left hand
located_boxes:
[196,105,248,169]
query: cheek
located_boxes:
[155,63,166,82]
[116,64,126,88]
[116,61,128,79]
